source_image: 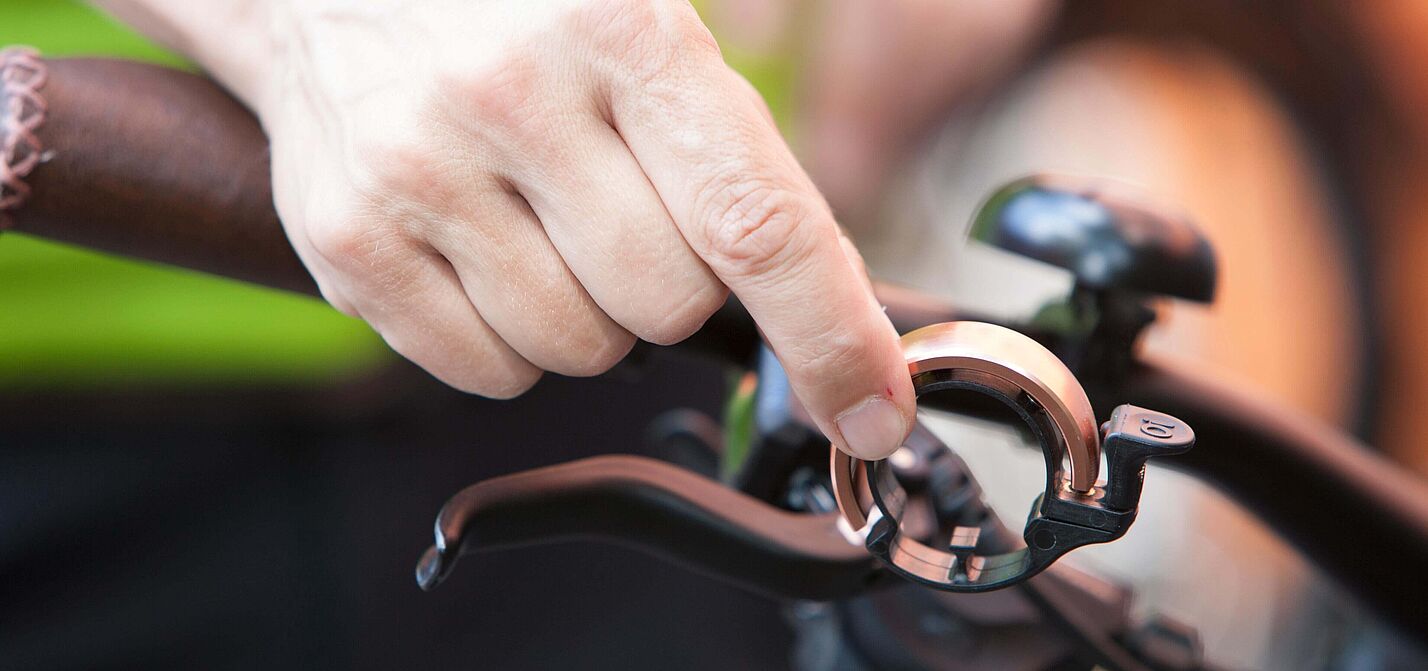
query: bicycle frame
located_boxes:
[7,56,1428,650]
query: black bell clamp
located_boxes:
[832,321,1194,592]
[970,174,1216,304]
[969,175,1217,378]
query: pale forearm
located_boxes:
[91,0,277,106]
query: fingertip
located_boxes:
[472,367,543,400]
[833,393,912,460]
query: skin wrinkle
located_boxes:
[583,0,716,89]
[601,24,729,142]
[420,58,589,193]
[449,59,548,151]
[680,117,820,269]
[370,146,479,242]
[782,321,870,381]
[638,94,798,236]
[642,279,729,345]
[701,182,808,275]
[759,262,863,345]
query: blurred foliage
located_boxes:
[690,0,798,135]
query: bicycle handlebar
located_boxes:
[10,57,1428,640]
[11,59,313,294]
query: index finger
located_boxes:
[608,27,915,459]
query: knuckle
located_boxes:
[354,139,431,197]
[582,0,720,83]
[353,140,470,238]
[673,10,723,57]
[644,0,721,57]
[306,214,378,265]
[508,280,638,377]
[451,63,538,123]
[698,177,814,278]
[435,58,549,142]
[471,366,542,400]
[315,282,360,318]
[305,216,411,280]
[550,328,637,377]
[637,283,728,345]
[786,327,869,384]
[381,322,543,399]
[302,179,413,273]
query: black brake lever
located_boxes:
[415,441,1209,671]
[414,454,883,600]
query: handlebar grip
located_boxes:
[11,58,316,295]
[8,57,962,357]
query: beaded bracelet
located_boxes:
[0,47,48,229]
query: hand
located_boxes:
[100,0,916,459]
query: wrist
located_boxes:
[92,0,283,111]
[257,2,447,146]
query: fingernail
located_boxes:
[835,396,908,460]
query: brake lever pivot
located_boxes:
[831,321,1193,592]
